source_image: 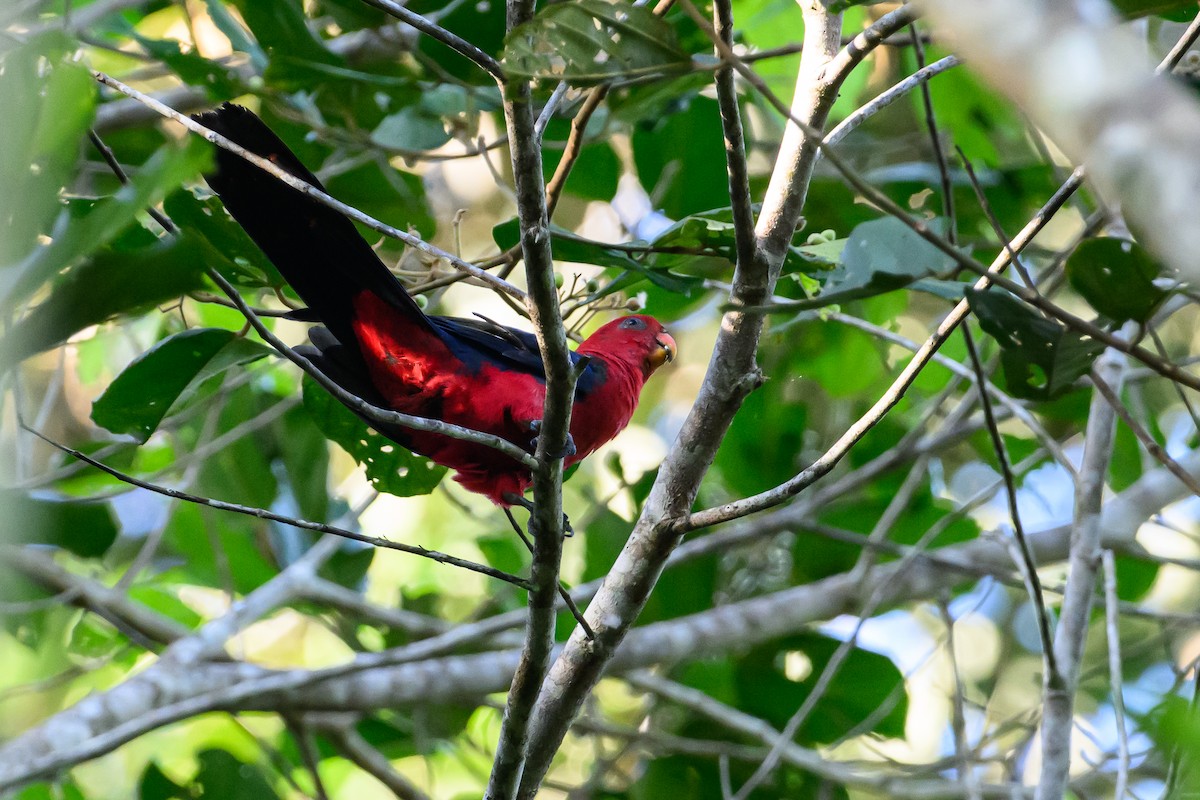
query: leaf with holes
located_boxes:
[967,288,1105,400]
[301,378,447,497]
[1066,237,1168,324]
[503,0,692,85]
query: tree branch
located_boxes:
[516,4,846,794]
[485,0,578,791]
[4,445,1196,792]
[1036,336,1130,800]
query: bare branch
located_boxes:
[23,426,531,588]
[5,445,1196,792]
[486,0,578,789]
[1037,337,1131,800]
[359,0,505,81]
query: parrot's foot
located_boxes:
[526,420,578,460]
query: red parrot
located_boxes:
[194,104,675,506]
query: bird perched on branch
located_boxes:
[194,103,675,507]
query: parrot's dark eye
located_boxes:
[620,317,646,330]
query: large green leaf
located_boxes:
[821,216,956,295]
[230,0,338,67]
[127,30,244,98]
[1,491,119,558]
[691,632,907,745]
[967,288,1105,400]
[275,405,332,522]
[0,232,213,367]
[92,328,271,442]
[302,378,447,497]
[191,750,281,800]
[631,96,730,218]
[1066,237,1167,323]
[1,137,210,310]
[371,107,453,152]
[0,33,95,272]
[503,0,692,85]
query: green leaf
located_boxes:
[92,328,271,442]
[302,378,447,497]
[967,288,1105,400]
[192,750,281,800]
[229,0,339,67]
[631,96,730,218]
[1,136,210,310]
[127,586,203,629]
[371,107,453,152]
[0,491,119,558]
[163,503,277,593]
[202,0,264,68]
[794,236,846,268]
[1066,237,1168,323]
[127,30,244,97]
[728,632,907,744]
[67,613,124,661]
[503,0,692,85]
[1115,553,1159,602]
[823,217,956,294]
[0,232,213,366]
[542,141,620,202]
[163,188,285,288]
[324,160,435,241]
[1110,0,1199,17]
[0,33,96,271]
[275,405,332,522]
[140,761,190,800]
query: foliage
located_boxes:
[2,1,1199,799]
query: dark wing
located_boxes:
[430,316,605,397]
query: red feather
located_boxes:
[195,104,675,505]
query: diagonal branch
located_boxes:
[4,443,1196,793]
[91,70,525,301]
[358,0,506,82]
[23,425,530,588]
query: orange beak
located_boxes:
[648,331,677,371]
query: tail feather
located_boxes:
[193,103,427,348]
[296,327,414,447]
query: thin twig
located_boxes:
[909,23,957,244]
[937,597,982,800]
[23,425,531,589]
[90,70,525,301]
[359,0,505,81]
[1091,367,1200,497]
[962,326,1058,678]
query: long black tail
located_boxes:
[193,103,427,348]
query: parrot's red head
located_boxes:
[578,315,676,379]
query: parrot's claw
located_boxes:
[527,420,578,460]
